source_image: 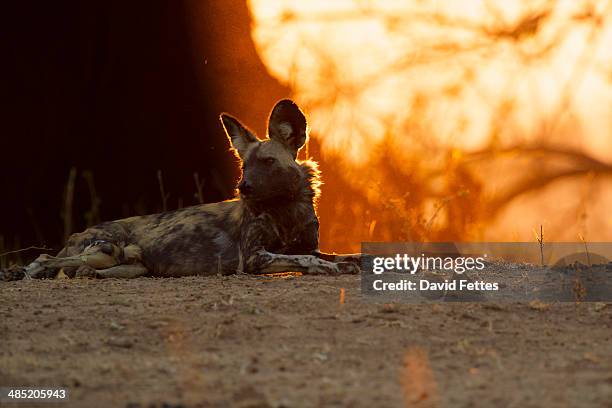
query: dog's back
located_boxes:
[61,200,244,276]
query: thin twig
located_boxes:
[193,172,204,204]
[83,170,101,227]
[534,224,544,266]
[540,224,544,267]
[157,170,170,212]
[578,233,591,266]
[62,167,77,242]
[0,246,54,258]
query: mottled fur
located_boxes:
[9,100,359,280]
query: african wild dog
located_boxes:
[3,100,360,280]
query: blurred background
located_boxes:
[2,0,612,264]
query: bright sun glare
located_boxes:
[248,0,612,244]
[250,0,612,162]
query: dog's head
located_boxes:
[221,100,309,202]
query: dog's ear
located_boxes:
[268,99,307,159]
[220,114,258,158]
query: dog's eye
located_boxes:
[263,158,276,165]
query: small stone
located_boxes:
[107,337,133,348]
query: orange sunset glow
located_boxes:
[248,0,612,252]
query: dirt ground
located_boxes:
[1,274,612,408]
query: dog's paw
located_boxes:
[24,262,49,279]
[75,265,97,278]
[337,262,360,275]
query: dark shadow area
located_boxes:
[1,1,288,255]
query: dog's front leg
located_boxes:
[246,249,359,275]
[240,213,359,275]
